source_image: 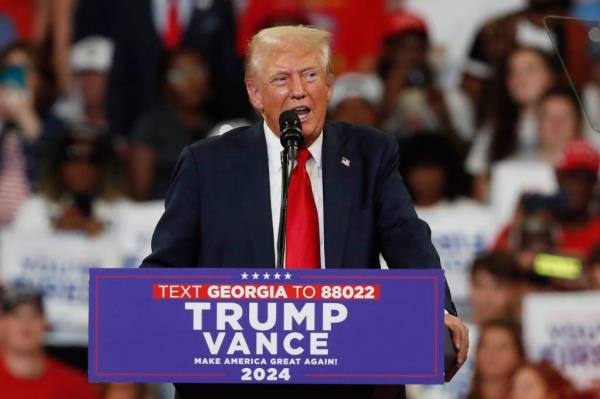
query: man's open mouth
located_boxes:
[291,106,311,122]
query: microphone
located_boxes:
[276,110,304,269]
[279,110,304,158]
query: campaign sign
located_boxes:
[89,268,445,385]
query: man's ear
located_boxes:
[326,73,334,101]
[245,80,263,112]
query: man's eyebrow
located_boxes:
[300,66,319,73]
[266,68,290,78]
[269,67,290,73]
[268,65,320,75]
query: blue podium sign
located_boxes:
[88,268,445,385]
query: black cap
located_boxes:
[1,285,44,315]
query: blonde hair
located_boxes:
[245,25,332,82]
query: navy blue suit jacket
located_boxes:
[141,120,456,316]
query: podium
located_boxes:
[88,268,457,385]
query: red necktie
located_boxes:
[164,0,182,50]
[286,148,320,269]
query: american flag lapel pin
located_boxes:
[341,157,351,167]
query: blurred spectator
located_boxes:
[586,243,600,290]
[582,40,600,150]
[488,86,581,224]
[537,86,583,165]
[2,1,82,100]
[12,131,126,236]
[405,0,520,143]
[403,0,524,89]
[0,43,43,134]
[3,38,65,127]
[0,42,44,226]
[510,210,560,260]
[494,140,600,258]
[108,0,246,138]
[466,47,557,200]
[378,10,467,150]
[97,382,156,399]
[329,73,383,127]
[407,319,479,399]
[506,205,587,292]
[444,75,478,144]
[54,36,113,131]
[467,320,524,399]
[400,133,470,208]
[43,0,77,97]
[539,140,600,258]
[466,0,589,91]
[489,161,558,228]
[0,285,98,399]
[0,13,17,51]
[469,252,520,325]
[377,10,429,119]
[25,0,117,97]
[508,361,578,399]
[399,134,492,305]
[128,48,213,201]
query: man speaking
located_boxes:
[142,25,468,398]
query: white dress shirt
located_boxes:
[264,122,325,268]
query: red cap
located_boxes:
[384,10,428,39]
[556,140,600,173]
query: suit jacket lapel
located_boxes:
[238,123,275,267]
[322,122,355,268]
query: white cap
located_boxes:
[329,73,384,110]
[71,36,114,72]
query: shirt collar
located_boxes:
[263,121,323,174]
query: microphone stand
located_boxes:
[276,145,298,269]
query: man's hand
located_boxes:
[444,313,469,366]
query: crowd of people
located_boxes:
[0,0,600,398]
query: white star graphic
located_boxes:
[252,272,259,280]
[241,272,248,280]
[262,272,270,280]
[284,272,292,280]
[273,272,281,280]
